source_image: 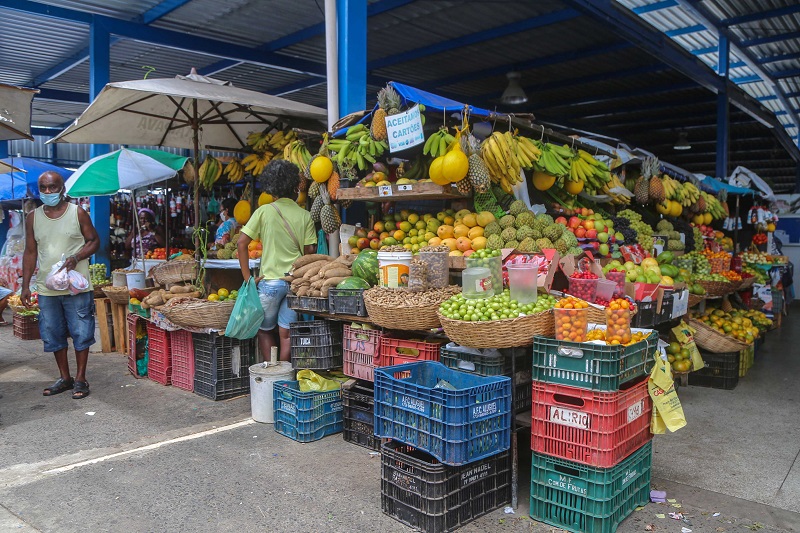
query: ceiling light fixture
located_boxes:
[673,131,691,150]
[501,72,527,105]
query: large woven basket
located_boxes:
[93,282,111,298]
[727,279,743,292]
[159,297,235,330]
[102,286,130,305]
[151,259,198,286]
[437,309,554,349]
[688,294,704,308]
[737,277,755,290]
[697,279,732,298]
[688,318,749,353]
[362,286,459,330]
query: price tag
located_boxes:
[378,185,393,197]
[397,184,413,192]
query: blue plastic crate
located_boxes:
[273,380,343,443]
[373,361,512,466]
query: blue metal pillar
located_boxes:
[89,21,111,273]
[716,36,730,179]
[0,142,9,252]
[336,0,367,116]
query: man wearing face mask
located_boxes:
[22,171,100,400]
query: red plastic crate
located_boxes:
[343,324,382,381]
[127,313,144,378]
[147,322,171,385]
[378,336,443,367]
[530,375,652,468]
[170,329,195,392]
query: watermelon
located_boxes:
[336,277,370,290]
[352,250,379,286]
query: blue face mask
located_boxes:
[40,189,63,207]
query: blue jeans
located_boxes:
[257,280,296,330]
[38,292,96,352]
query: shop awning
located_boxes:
[696,175,756,196]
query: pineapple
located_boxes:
[455,176,472,195]
[308,181,320,199]
[696,195,707,213]
[320,203,341,234]
[467,153,491,193]
[327,171,340,201]
[310,195,324,223]
[370,85,401,141]
[642,156,665,203]
[634,177,649,205]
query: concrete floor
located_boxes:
[1,308,799,533]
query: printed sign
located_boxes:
[386,104,425,153]
[469,400,499,421]
[627,400,645,423]
[400,395,429,415]
[546,472,588,496]
[378,185,393,197]
[549,406,590,429]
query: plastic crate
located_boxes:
[146,322,171,385]
[127,313,145,378]
[342,379,379,450]
[739,345,754,378]
[328,288,367,316]
[529,442,652,533]
[439,344,532,414]
[286,295,329,313]
[127,302,150,319]
[379,336,444,367]
[290,320,343,370]
[531,331,657,392]
[343,324,382,381]
[273,380,343,443]
[688,349,740,390]
[12,313,40,340]
[657,293,674,324]
[170,329,195,392]
[192,332,257,400]
[381,440,511,533]
[530,375,652,467]
[631,301,656,328]
[374,361,512,466]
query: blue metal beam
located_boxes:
[717,36,729,179]
[731,74,761,84]
[0,0,92,23]
[338,0,367,116]
[691,46,717,56]
[368,8,581,71]
[544,81,697,108]
[528,64,668,93]
[89,22,111,270]
[720,5,800,27]
[140,0,193,24]
[774,68,800,80]
[760,51,800,65]
[633,1,677,14]
[665,24,706,37]
[741,31,800,48]
[270,79,326,97]
[36,88,90,104]
[199,0,416,77]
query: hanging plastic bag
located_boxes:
[224,278,263,339]
[296,369,341,392]
[68,270,90,295]
[45,255,70,291]
[648,351,687,433]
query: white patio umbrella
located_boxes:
[0,83,38,141]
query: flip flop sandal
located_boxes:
[43,377,74,396]
[72,381,90,400]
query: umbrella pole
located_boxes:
[134,192,146,275]
[164,181,170,262]
[192,101,201,260]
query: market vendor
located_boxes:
[125,208,165,258]
[214,198,239,247]
[238,160,317,362]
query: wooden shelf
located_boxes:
[336,182,469,202]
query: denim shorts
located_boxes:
[257,279,296,331]
[0,286,12,300]
[38,291,96,352]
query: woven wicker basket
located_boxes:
[687,294,704,308]
[727,279,743,292]
[437,309,554,349]
[151,259,198,286]
[159,297,235,330]
[697,279,732,298]
[102,286,130,305]
[93,282,111,298]
[362,286,459,330]
[688,318,749,353]
[738,277,755,290]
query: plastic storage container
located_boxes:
[378,250,412,288]
[531,331,657,392]
[530,375,652,467]
[554,307,589,343]
[343,324,382,381]
[146,322,171,385]
[419,249,450,289]
[466,255,502,294]
[374,361,512,466]
[379,336,444,367]
[381,440,511,533]
[192,332,258,400]
[631,301,656,328]
[12,313,40,340]
[290,320,343,370]
[342,379,378,450]
[285,295,329,313]
[568,277,598,302]
[126,271,146,289]
[605,271,626,299]
[739,344,754,377]
[529,442,652,533]
[273,380,343,442]
[594,279,616,304]
[688,349,740,390]
[461,267,494,299]
[250,361,295,423]
[604,306,632,345]
[169,329,195,392]
[506,262,539,304]
[327,288,367,316]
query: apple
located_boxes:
[591,242,600,251]
[575,227,587,238]
[615,232,624,242]
[555,216,567,226]
[597,232,609,243]
[367,230,379,240]
[599,243,610,255]
[586,229,598,239]
[568,216,582,229]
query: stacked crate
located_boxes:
[528,332,658,533]
[374,361,512,532]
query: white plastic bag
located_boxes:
[45,255,70,291]
[68,270,89,294]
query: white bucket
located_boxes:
[126,272,146,289]
[112,271,128,287]
[249,362,295,423]
[378,251,412,288]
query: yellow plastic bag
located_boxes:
[648,352,687,433]
[296,369,342,392]
[671,321,705,372]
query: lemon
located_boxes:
[208,294,220,302]
[217,288,230,298]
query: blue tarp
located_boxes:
[696,175,755,196]
[0,158,73,201]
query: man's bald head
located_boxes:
[38,171,64,194]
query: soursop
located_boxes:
[535,213,554,226]
[216,249,233,259]
[486,234,503,250]
[535,238,554,251]
[499,214,516,229]
[484,220,501,237]
[530,229,542,240]
[516,226,534,241]
[667,240,685,251]
[508,199,527,216]
[504,239,519,249]
[543,224,564,241]
[514,211,535,229]
[567,246,583,256]
[554,238,568,255]
[561,231,578,248]
[518,237,536,253]
[501,227,517,242]
[656,219,673,232]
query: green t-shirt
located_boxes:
[241,198,317,280]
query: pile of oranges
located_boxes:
[586,329,648,346]
[701,249,731,273]
[554,297,589,342]
[605,298,632,345]
[720,270,742,282]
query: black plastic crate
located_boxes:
[192,333,257,400]
[657,292,674,324]
[381,440,511,533]
[328,288,367,317]
[343,379,378,450]
[286,295,329,313]
[632,301,656,328]
[688,349,740,390]
[290,320,343,370]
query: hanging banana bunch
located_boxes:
[198,155,223,190]
[223,158,245,183]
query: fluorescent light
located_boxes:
[674,131,691,150]
[501,72,527,105]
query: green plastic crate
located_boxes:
[739,345,754,378]
[530,442,652,533]
[531,331,658,392]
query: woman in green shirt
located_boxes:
[238,160,317,362]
